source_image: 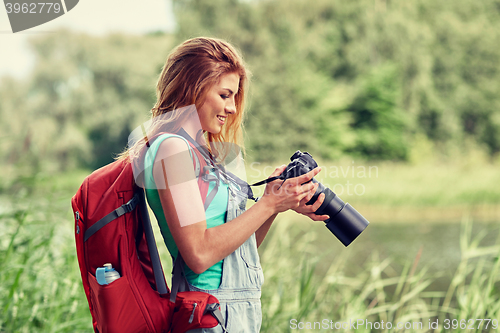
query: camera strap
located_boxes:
[177,128,261,203]
[249,162,301,187]
[176,128,291,201]
[249,175,282,187]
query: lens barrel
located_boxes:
[324,204,369,246]
[287,151,369,247]
[306,180,369,246]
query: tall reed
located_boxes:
[0,198,90,332]
[1,171,498,332]
[259,216,500,333]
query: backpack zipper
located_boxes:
[188,302,197,324]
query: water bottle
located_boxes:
[96,263,121,285]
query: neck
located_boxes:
[176,106,206,146]
[181,121,203,143]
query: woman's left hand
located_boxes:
[293,183,330,221]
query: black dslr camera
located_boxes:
[280,151,369,246]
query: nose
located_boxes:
[225,99,236,115]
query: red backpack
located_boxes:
[71,135,225,333]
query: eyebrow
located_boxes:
[222,88,234,95]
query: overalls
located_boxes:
[187,177,265,333]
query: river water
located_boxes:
[311,219,500,292]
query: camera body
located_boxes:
[280,151,370,246]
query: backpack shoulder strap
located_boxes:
[144,133,204,187]
[138,189,169,295]
[147,132,215,209]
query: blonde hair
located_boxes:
[121,37,249,163]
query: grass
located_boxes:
[0,198,90,332]
[0,161,499,332]
[259,217,500,332]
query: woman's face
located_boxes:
[198,72,240,134]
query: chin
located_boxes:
[207,126,222,135]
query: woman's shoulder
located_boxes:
[157,134,189,152]
[152,133,193,165]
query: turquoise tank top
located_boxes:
[144,133,228,290]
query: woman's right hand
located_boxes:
[260,165,322,214]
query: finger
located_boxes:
[311,192,325,211]
[288,184,314,202]
[297,167,321,184]
[298,191,321,212]
[299,181,316,194]
[306,213,330,221]
[269,164,287,178]
[297,187,315,202]
[303,183,319,202]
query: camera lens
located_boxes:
[325,204,369,246]
[283,151,370,246]
[304,173,369,246]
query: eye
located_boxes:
[220,94,229,99]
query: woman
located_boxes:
[137,37,328,332]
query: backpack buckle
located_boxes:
[123,195,138,213]
[116,194,139,216]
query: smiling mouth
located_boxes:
[217,115,226,124]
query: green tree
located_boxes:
[3,0,500,174]
[346,65,409,160]
[0,30,174,172]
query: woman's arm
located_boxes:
[255,213,277,248]
[153,138,320,274]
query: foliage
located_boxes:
[2,0,500,171]
[172,0,500,162]
[1,3,500,330]
[1,172,499,332]
[345,64,408,160]
[0,193,90,331]
[259,217,500,332]
[0,30,174,172]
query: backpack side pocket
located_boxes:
[88,272,150,333]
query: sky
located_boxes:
[0,0,175,79]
